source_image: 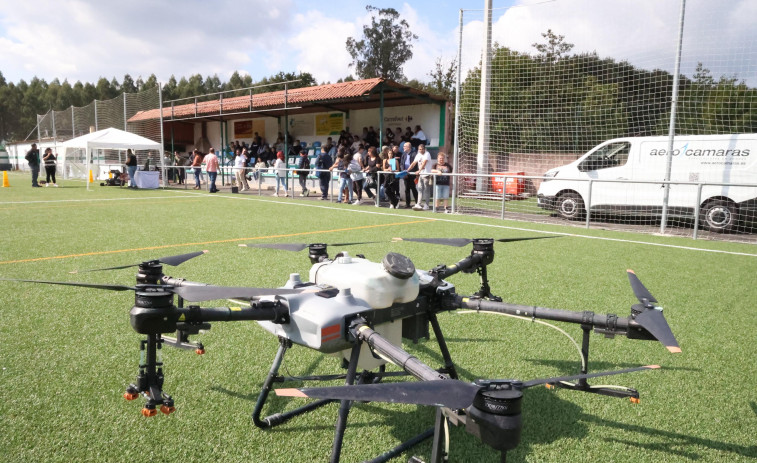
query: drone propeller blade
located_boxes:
[394,237,474,247]
[240,241,379,252]
[70,250,208,273]
[395,236,555,247]
[627,270,658,304]
[240,243,309,252]
[328,241,380,247]
[158,250,209,267]
[494,236,556,244]
[634,309,681,353]
[0,278,136,292]
[626,270,680,353]
[522,365,660,388]
[171,284,303,302]
[276,379,480,410]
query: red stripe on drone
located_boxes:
[322,324,341,341]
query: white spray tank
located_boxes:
[309,252,420,370]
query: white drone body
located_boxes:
[257,252,428,370]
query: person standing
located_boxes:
[383,145,401,209]
[273,151,288,197]
[329,150,353,204]
[315,145,333,200]
[190,149,203,190]
[42,148,58,187]
[125,148,138,188]
[411,144,433,211]
[400,142,418,208]
[431,152,453,212]
[296,150,311,197]
[176,152,186,185]
[203,148,219,193]
[234,148,250,191]
[25,143,41,187]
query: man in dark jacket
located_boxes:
[314,146,333,200]
[399,142,418,208]
[25,143,41,187]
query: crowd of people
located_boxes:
[21,124,449,210]
[155,124,451,211]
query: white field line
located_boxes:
[182,189,757,258]
[24,187,753,258]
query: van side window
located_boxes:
[578,142,631,172]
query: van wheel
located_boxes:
[701,200,737,232]
[557,193,585,220]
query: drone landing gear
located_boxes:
[253,337,437,463]
[547,325,639,402]
[252,337,337,429]
[124,334,176,416]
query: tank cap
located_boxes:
[382,252,416,280]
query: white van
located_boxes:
[537,134,757,232]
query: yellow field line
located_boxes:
[0,218,435,265]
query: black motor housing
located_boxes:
[465,388,523,452]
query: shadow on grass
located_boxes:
[588,414,757,460]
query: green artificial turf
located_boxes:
[1,172,756,462]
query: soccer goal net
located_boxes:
[454,1,757,239]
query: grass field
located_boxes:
[1,170,756,463]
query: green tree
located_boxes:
[427,57,458,100]
[532,29,573,64]
[345,5,417,80]
[121,74,137,93]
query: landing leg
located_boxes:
[330,341,362,463]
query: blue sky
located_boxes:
[0,0,754,87]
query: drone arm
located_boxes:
[177,302,288,324]
[453,296,633,333]
[435,253,485,279]
[352,321,447,382]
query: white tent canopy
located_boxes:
[61,127,162,189]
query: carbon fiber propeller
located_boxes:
[392,236,555,247]
[0,278,302,302]
[627,270,681,353]
[69,250,209,273]
[239,241,378,252]
[276,365,660,409]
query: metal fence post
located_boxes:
[500,174,506,220]
[585,179,593,229]
[693,183,703,240]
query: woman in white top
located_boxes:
[234,149,250,191]
[273,151,288,196]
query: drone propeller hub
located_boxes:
[137,262,164,285]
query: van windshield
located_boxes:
[578,142,631,172]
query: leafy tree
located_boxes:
[162,75,178,101]
[345,5,417,80]
[532,29,573,64]
[253,71,317,93]
[427,57,458,99]
[142,74,158,90]
[121,74,137,94]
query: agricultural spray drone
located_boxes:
[2,238,680,462]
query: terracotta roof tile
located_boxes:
[129,78,444,122]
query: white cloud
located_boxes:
[0,0,754,89]
[287,10,357,83]
[454,0,757,85]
